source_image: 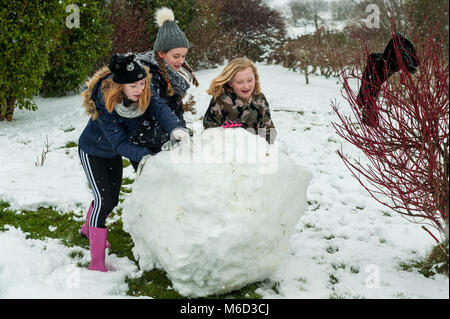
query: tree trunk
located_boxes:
[303,67,309,85]
[1,98,15,121]
[5,105,14,121]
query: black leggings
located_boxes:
[79,148,123,228]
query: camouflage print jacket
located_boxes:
[203,91,277,143]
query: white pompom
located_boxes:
[155,7,175,27]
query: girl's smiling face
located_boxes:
[123,79,146,102]
[228,67,255,101]
[158,47,188,72]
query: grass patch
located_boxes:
[63,127,75,133]
[0,200,263,299]
[329,291,365,299]
[263,280,280,295]
[123,158,131,168]
[327,137,337,143]
[65,141,78,148]
[329,292,345,299]
[350,265,360,274]
[126,269,263,299]
[326,245,339,254]
[120,186,132,194]
[119,177,135,202]
[328,274,339,285]
[215,283,262,299]
[331,262,346,271]
[0,200,88,249]
[122,177,135,185]
[307,200,320,212]
[127,269,185,298]
[303,223,321,231]
[399,243,449,277]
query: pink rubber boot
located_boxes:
[88,227,108,272]
[80,201,110,249]
[79,201,93,239]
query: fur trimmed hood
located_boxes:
[81,66,111,120]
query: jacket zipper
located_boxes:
[96,134,104,144]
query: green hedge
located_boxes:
[0,1,66,119]
[40,1,112,97]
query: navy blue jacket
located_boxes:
[78,74,184,163]
[129,59,185,153]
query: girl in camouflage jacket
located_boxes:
[203,58,277,143]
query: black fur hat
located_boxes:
[108,53,146,84]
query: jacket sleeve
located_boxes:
[96,110,153,163]
[147,86,185,133]
[202,98,224,129]
[260,95,277,144]
[174,105,187,127]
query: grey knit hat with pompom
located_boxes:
[153,7,190,52]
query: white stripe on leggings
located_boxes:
[79,149,102,228]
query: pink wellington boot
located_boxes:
[88,226,109,272]
[80,201,110,249]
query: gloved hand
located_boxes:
[136,154,152,176]
[170,128,190,142]
[161,139,179,151]
[222,120,243,128]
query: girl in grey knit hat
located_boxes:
[131,7,199,154]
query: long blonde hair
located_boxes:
[82,66,152,120]
[207,57,261,100]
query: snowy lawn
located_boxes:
[0,63,448,299]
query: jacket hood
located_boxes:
[81,66,111,120]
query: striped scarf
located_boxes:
[136,50,192,96]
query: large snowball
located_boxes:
[122,128,312,297]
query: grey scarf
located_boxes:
[136,50,192,96]
[115,101,144,118]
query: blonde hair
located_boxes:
[82,66,152,120]
[207,57,261,100]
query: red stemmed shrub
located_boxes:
[107,0,152,54]
[332,18,449,262]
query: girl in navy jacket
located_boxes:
[78,53,189,272]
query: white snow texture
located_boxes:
[122,128,312,297]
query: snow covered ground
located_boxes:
[268,0,349,39]
[0,63,448,299]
